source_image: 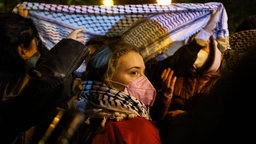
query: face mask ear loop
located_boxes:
[108,79,127,87]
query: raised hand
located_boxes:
[204,8,221,34]
[13,4,29,18]
[66,28,85,44]
[161,67,177,99]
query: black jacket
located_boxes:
[0,38,87,143]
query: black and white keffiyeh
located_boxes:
[77,81,151,121]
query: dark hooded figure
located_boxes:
[0,13,87,144]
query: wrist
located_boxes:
[158,89,173,100]
[203,23,216,34]
[195,29,211,46]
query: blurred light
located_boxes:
[157,0,172,5]
[103,0,114,6]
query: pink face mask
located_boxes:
[124,75,156,106]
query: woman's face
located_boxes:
[111,50,145,91]
[18,37,39,61]
[26,38,39,58]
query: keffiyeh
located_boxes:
[76,81,151,121]
[15,1,229,63]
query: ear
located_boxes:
[18,44,29,60]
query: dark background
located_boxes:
[0,0,255,34]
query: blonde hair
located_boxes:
[85,36,138,88]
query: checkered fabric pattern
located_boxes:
[229,30,256,52]
[16,2,229,62]
[222,30,256,73]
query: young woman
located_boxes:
[65,35,176,144]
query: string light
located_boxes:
[157,0,172,5]
[103,0,114,6]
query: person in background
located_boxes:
[183,41,256,144]
[0,12,87,144]
[61,35,176,144]
[221,14,256,74]
[194,15,256,144]
[161,14,256,144]
[146,9,223,144]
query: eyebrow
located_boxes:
[127,66,145,73]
